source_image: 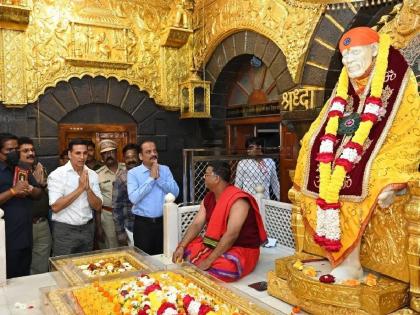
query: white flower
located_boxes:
[330,101,345,113]
[140,276,156,286]
[315,207,326,237]
[319,139,334,153]
[165,291,178,304]
[187,300,202,315]
[323,209,341,240]
[340,148,358,163]
[162,308,178,315]
[364,103,380,116]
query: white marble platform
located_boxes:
[0,272,56,315]
[0,245,300,314]
[156,244,305,315]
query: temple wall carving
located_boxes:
[0,0,416,110]
[0,0,325,109]
[192,0,324,84]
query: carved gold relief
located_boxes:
[2,29,26,105]
[2,0,415,110]
[0,1,30,31]
[19,0,175,108]
[360,193,410,283]
[269,256,409,314]
[161,27,193,48]
[404,179,420,311]
[160,44,190,108]
[380,0,420,49]
[192,0,324,83]
[66,21,134,69]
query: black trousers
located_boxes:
[133,216,163,255]
[6,247,31,279]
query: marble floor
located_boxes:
[0,245,299,314]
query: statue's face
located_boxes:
[341,43,378,79]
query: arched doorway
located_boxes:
[26,75,212,189]
[206,31,299,202]
[59,104,137,163]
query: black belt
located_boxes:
[135,215,163,224]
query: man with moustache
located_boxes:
[112,144,140,246]
[0,133,42,278]
[96,140,125,249]
[128,140,179,254]
[48,139,102,256]
[172,161,267,282]
[18,137,51,274]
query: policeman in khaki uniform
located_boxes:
[96,140,125,249]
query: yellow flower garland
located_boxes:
[319,34,391,205]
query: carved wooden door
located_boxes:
[226,124,255,153]
[279,124,298,202]
[58,123,137,162]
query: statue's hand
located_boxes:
[378,189,396,208]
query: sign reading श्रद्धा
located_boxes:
[281,88,319,111]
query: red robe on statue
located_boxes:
[184,185,267,282]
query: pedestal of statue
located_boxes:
[267,253,409,315]
[266,181,420,314]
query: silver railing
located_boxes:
[182,148,280,204]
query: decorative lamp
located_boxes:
[179,69,211,119]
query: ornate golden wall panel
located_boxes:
[192,0,324,84]
[23,0,176,107]
[159,43,190,108]
[0,0,325,108]
[0,0,417,109]
[380,0,419,49]
[2,29,26,105]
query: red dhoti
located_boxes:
[184,185,267,282]
[184,237,260,282]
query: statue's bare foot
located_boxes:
[330,265,363,283]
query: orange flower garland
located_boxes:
[314,34,391,252]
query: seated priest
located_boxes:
[172,161,267,282]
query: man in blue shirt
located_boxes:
[127,140,179,254]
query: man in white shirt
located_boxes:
[235,137,280,200]
[48,139,103,256]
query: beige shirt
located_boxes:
[96,163,125,208]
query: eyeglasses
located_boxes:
[203,172,218,178]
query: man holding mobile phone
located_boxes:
[0,133,42,278]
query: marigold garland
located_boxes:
[314,34,391,252]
